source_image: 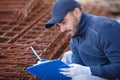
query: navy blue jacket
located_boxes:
[70,12,120,79]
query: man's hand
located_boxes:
[60,64,91,77]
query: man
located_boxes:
[45,0,120,80]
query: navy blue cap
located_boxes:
[45,0,82,28]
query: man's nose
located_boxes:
[60,27,65,32]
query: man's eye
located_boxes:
[61,20,66,24]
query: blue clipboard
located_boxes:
[26,59,71,80]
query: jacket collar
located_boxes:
[74,12,92,38]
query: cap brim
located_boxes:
[45,15,65,28]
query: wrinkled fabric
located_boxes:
[70,12,120,79]
[72,74,107,80]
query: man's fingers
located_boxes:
[69,64,79,67]
[60,72,69,75]
[60,68,71,72]
[60,72,72,77]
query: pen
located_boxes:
[39,47,47,56]
[30,46,41,61]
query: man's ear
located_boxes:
[73,8,82,18]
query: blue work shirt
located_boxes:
[70,12,120,79]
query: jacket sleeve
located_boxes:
[70,38,84,65]
[90,20,120,79]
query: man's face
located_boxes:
[56,12,81,37]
